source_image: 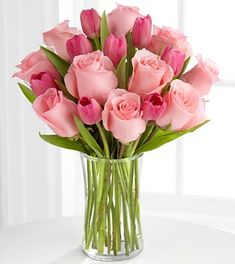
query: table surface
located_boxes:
[0,214,235,264]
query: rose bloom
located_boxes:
[13,49,59,83]
[128,49,174,98]
[108,4,142,36]
[157,80,206,130]
[147,25,192,58]
[64,50,118,105]
[43,20,81,61]
[102,89,146,144]
[33,88,78,137]
[183,54,219,96]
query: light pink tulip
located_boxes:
[132,15,152,49]
[157,80,206,130]
[147,26,192,58]
[80,8,101,39]
[33,88,78,137]
[161,46,185,76]
[43,20,81,60]
[102,89,146,144]
[64,51,118,105]
[183,54,219,96]
[104,34,127,66]
[142,93,166,121]
[108,4,142,36]
[30,71,58,96]
[77,97,102,125]
[128,50,174,98]
[13,49,60,83]
[66,34,93,61]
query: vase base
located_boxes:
[81,239,144,262]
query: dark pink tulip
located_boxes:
[77,97,102,125]
[30,71,58,96]
[132,15,152,49]
[104,34,127,66]
[66,34,93,61]
[80,9,101,39]
[161,46,185,76]
[142,93,166,121]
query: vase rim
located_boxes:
[80,152,143,163]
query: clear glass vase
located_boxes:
[80,153,144,261]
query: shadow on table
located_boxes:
[50,248,87,264]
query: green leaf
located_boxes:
[126,32,136,79]
[115,55,127,89]
[135,121,209,154]
[40,46,70,78]
[176,56,191,79]
[55,80,78,103]
[18,82,36,103]
[40,133,88,153]
[74,116,103,157]
[100,11,109,50]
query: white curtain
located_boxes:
[0,0,61,227]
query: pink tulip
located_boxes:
[104,34,127,66]
[161,46,185,76]
[66,34,93,61]
[30,71,58,96]
[32,88,78,137]
[132,15,152,49]
[80,9,101,39]
[142,93,166,121]
[183,54,219,95]
[77,97,102,125]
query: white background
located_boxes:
[0,0,235,230]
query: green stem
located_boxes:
[93,37,101,50]
[97,122,110,158]
[146,125,159,143]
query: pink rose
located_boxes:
[108,4,142,36]
[128,50,174,98]
[157,80,206,130]
[77,97,102,125]
[161,46,185,76]
[142,93,166,121]
[80,8,101,39]
[32,88,78,137]
[183,54,219,96]
[43,20,81,61]
[102,89,146,144]
[30,71,58,96]
[104,34,127,66]
[13,49,59,83]
[66,34,93,61]
[147,26,192,58]
[132,15,152,49]
[64,51,118,105]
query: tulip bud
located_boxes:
[132,15,152,49]
[104,34,127,66]
[30,71,58,96]
[66,34,93,61]
[77,97,102,125]
[80,9,101,39]
[161,46,185,76]
[142,93,166,121]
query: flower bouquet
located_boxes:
[14,3,219,261]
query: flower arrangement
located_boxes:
[13,3,219,261]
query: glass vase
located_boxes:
[80,153,144,261]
